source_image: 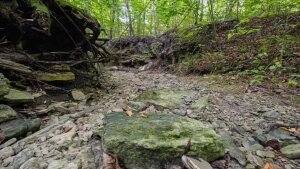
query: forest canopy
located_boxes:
[65,0,300,38]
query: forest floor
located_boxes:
[1,68,299,169]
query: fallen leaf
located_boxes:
[263,162,282,169]
[139,113,147,118]
[126,110,133,117]
[122,104,132,111]
[103,153,122,169]
[63,127,72,133]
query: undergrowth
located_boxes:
[172,13,300,88]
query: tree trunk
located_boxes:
[125,0,134,36]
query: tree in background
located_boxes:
[63,0,300,38]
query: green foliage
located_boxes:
[60,0,300,38]
[250,75,265,86]
[288,79,298,88]
[227,27,261,40]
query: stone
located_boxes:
[280,144,300,159]
[269,128,296,141]
[0,138,17,150]
[47,159,79,169]
[78,131,93,142]
[0,147,14,160]
[71,90,86,101]
[47,159,68,169]
[246,152,264,167]
[50,122,77,145]
[127,101,147,111]
[19,158,44,169]
[39,102,70,115]
[182,155,213,169]
[0,118,41,141]
[262,110,280,119]
[134,89,195,108]
[245,164,256,169]
[191,95,211,110]
[12,148,34,169]
[0,73,9,98]
[2,156,13,167]
[256,150,274,158]
[0,104,18,123]
[35,72,75,82]
[75,146,97,169]
[218,131,246,166]
[3,89,34,104]
[100,112,224,169]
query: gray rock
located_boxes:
[3,89,34,104]
[2,156,13,167]
[182,155,213,169]
[19,158,45,169]
[134,89,195,108]
[12,148,34,169]
[100,112,225,169]
[75,146,97,169]
[191,95,211,110]
[0,138,17,150]
[219,131,246,166]
[47,159,79,169]
[280,144,300,159]
[0,105,18,124]
[269,128,296,141]
[0,147,14,161]
[0,118,41,141]
[127,101,147,111]
[0,73,9,98]
[262,110,280,119]
[71,90,86,101]
[246,152,264,167]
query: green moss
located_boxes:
[4,89,34,104]
[134,89,195,108]
[31,0,49,14]
[35,72,75,82]
[101,112,225,168]
[30,0,51,28]
[227,27,261,40]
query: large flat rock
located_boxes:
[3,89,34,104]
[134,89,195,108]
[0,118,41,141]
[100,112,224,169]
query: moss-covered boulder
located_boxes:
[0,104,18,124]
[35,72,75,82]
[0,118,41,141]
[4,89,34,104]
[134,89,195,108]
[100,112,225,169]
[0,73,10,98]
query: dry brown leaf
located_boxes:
[263,162,282,169]
[126,110,133,117]
[139,113,147,118]
[103,153,122,169]
[122,104,132,111]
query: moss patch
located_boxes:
[101,112,225,169]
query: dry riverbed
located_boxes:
[0,69,299,169]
